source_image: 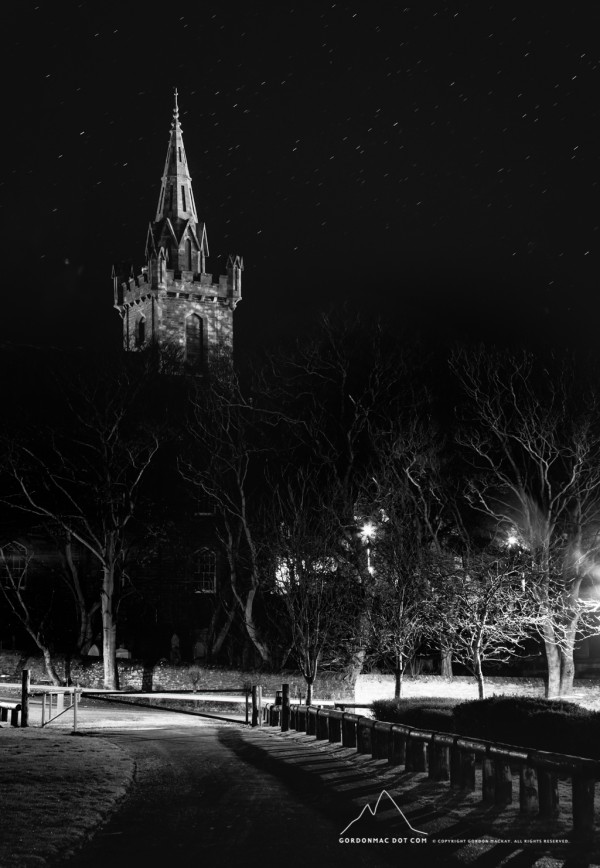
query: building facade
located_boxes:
[112,90,243,367]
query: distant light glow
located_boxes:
[360,521,376,542]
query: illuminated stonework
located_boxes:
[113,90,242,367]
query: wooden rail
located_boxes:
[0,700,22,726]
[264,701,600,843]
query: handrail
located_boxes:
[265,700,600,843]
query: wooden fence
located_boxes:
[263,700,600,843]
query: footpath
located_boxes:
[1,697,598,867]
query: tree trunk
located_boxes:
[542,626,561,698]
[243,587,271,663]
[559,641,577,697]
[394,655,404,699]
[305,678,314,706]
[42,647,63,686]
[101,565,118,690]
[474,648,485,699]
[210,606,236,658]
[440,645,453,677]
[62,538,97,656]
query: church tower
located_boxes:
[113,90,243,367]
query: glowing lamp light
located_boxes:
[507,534,518,547]
[360,521,376,542]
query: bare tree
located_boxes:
[261,311,405,684]
[2,354,162,689]
[267,472,361,704]
[0,542,63,685]
[180,365,275,664]
[366,406,466,680]
[451,347,600,697]
[428,553,535,699]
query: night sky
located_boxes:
[3,2,600,353]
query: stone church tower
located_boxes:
[113,90,243,366]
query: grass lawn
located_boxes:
[0,728,134,867]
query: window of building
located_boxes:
[185,314,203,367]
[135,316,146,348]
[181,185,187,211]
[186,238,193,272]
[195,494,216,515]
[193,548,216,594]
[0,544,28,590]
[178,147,182,162]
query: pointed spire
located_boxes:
[155,88,198,224]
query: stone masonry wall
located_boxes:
[2,653,600,707]
[0,652,351,699]
[158,295,233,354]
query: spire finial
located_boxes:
[173,87,179,117]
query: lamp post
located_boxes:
[360,521,376,576]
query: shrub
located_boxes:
[373,695,600,759]
[453,696,600,759]
[372,697,457,731]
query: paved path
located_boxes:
[62,725,407,868]
[54,701,581,868]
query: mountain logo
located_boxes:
[340,790,428,838]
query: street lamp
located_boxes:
[360,521,376,575]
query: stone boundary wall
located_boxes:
[0,652,351,699]
[1,652,599,706]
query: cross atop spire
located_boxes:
[173,87,179,119]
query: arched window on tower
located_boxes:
[185,314,203,368]
[135,316,146,348]
[185,238,193,272]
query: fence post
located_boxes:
[20,669,30,728]
[372,722,390,759]
[519,764,538,814]
[251,685,262,727]
[538,769,560,818]
[341,713,357,748]
[494,757,512,806]
[357,718,374,755]
[328,711,342,743]
[281,683,290,732]
[460,750,476,790]
[316,709,329,740]
[450,743,462,788]
[429,738,450,782]
[406,735,427,772]
[482,756,495,803]
[73,687,78,732]
[572,773,595,843]
[390,727,406,767]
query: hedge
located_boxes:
[373,695,600,760]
